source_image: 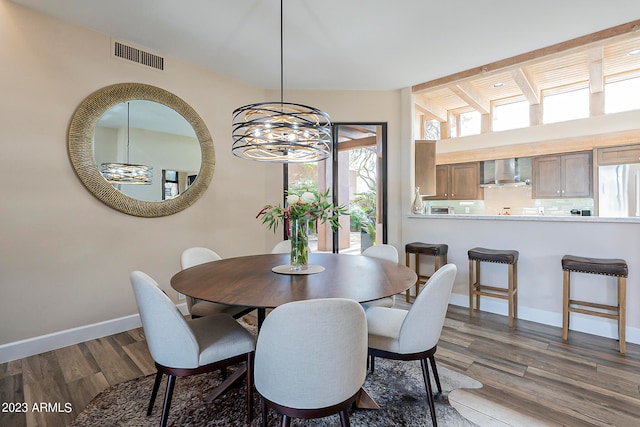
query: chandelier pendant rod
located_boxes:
[280,0,284,107]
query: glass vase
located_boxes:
[411,186,425,214]
[289,216,309,271]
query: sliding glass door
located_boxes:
[285,122,387,254]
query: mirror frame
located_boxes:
[68,83,214,217]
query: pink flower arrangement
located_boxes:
[256,189,347,234]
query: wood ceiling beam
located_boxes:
[450,82,490,114]
[337,135,377,151]
[415,97,448,122]
[339,124,376,135]
[339,129,373,140]
[412,19,640,94]
[510,67,540,104]
[588,46,604,94]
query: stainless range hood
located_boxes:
[481,158,531,187]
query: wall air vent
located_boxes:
[113,40,164,71]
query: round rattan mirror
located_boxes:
[68,83,214,217]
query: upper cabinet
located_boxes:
[415,140,436,196]
[532,152,592,198]
[598,144,640,165]
[425,162,483,200]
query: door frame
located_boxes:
[332,122,388,253]
[282,122,388,253]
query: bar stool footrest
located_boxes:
[562,254,627,353]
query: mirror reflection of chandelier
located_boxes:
[231,0,332,163]
[101,102,153,184]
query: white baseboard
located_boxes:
[449,293,640,345]
[0,303,189,364]
[2,296,635,364]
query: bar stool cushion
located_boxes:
[468,247,518,264]
[561,255,628,277]
[405,242,448,256]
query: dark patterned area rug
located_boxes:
[71,359,481,426]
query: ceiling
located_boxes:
[414,33,640,120]
[9,0,640,91]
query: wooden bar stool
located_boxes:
[468,247,519,327]
[404,242,448,303]
[561,255,628,353]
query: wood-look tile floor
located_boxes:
[1,303,639,427]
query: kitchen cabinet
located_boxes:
[597,144,640,165]
[430,165,449,199]
[532,152,592,198]
[425,162,483,200]
[414,140,436,196]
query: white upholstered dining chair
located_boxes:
[130,271,256,427]
[366,263,457,427]
[254,298,367,427]
[180,247,254,318]
[360,244,399,310]
[270,240,291,254]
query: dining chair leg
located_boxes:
[147,371,163,416]
[246,352,254,422]
[369,355,376,373]
[160,374,176,427]
[420,358,438,427]
[428,355,442,394]
[281,414,291,427]
[339,408,351,427]
[261,397,268,427]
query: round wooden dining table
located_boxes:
[171,252,417,315]
[170,251,418,410]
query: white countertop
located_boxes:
[407,213,640,223]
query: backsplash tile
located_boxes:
[424,186,594,216]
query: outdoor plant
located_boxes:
[351,190,376,244]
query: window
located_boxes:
[605,76,640,114]
[163,169,179,200]
[459,111,481,136]
[542,87,589,124]
[424,119,440,140]
[449,111,481,138]
[492,99,530,131]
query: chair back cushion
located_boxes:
[270,240,291,254]
[254,298,367,409]
[362,244,399,263]
[399,264,456,353]
[180,247,222,269]
[130,271,199,368]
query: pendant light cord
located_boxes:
[280,0,284,106]
[126,101,131,163]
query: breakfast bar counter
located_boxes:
[402,214,640,346]
[409,213,640,223]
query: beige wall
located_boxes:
[0,2,284,345]
[0,2,404,347]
